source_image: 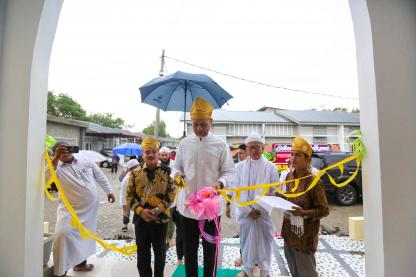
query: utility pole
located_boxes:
[154,49,165,138]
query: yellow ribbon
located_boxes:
[173,176,187,189]
[218,154,361,206]
[44,151,137,256]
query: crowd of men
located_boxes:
[50,97,329,277]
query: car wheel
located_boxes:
[101,161,110,168]
[335,184,357,206]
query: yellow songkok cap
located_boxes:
[291,136,313,157]
[141,137,160,150]
[190,97,213,120]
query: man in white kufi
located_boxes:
[232,133,279,277]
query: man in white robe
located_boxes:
[232,134,279,277]
[173,97,235,277]
[50,142,115,277]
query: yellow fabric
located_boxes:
[190,97,213,120]
[217,153,361,207]
[291,136,313,156]
[44,151,137,256]
[141,137,160,150]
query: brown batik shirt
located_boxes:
[126,162,177,224]
[281,169,329,253]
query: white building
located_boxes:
[183,107,360,151]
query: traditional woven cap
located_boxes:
[291,136,313,156]
[190,97,213,120]
[141,137,160,150]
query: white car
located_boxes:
[74,150,112,168]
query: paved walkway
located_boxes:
[90,235,364,277]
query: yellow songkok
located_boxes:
[291,136,313,157]
[141,137,160,150]
[190,97,213,120]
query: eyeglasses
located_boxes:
[247,145,262,151]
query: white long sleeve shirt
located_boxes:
[120,172,131,206]
[172,133,235,219]
[51,157,112,276]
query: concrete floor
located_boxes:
[44,256,286,277]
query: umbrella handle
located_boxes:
[183,81,188,137]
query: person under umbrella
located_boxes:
[172,97,235,276]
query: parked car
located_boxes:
[99,149,114,158]
[75,150,112,168]
[312,152,362,206]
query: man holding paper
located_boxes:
[281,136,329,277]
[232,133,279,277]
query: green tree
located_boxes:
[88,113,125,128]
[47,91,58,116]
[47,91,128,128]
[332,107,348,112]
[49,92,87,120]
[351,108,360,113]
[142,120,171,138]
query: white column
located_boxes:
[0,1,63,276]
[350,0,416,276]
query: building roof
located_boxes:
[182,108,360,125]
[181,109,291,123]
[47,115,89,128]
[47,115,179,142]
[276,110,360,125]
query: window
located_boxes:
[313,126,327,136]
[313,137,327,144]
[325,155,345,166]
[312,157,324,169]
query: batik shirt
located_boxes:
[281,169,329,253]
[126,162,176,223]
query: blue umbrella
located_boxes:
[112,143,142,156]
[139,71,233,136]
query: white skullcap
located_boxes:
[159,146,171,154]
[126,159,139,169]
[245,133,265,145]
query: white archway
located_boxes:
[0,0,63,276]
[0,0,415,276]
[350,1,416,276]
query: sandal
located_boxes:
[73,264,94,272]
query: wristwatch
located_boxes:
[218,181,224,189]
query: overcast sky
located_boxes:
[48,0,359,137]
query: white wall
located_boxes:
[350,0,416,276]
[0,1,63,276]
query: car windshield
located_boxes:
[312,157,324,169]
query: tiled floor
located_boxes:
[94,235,365,277]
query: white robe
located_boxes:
[232,156,279,271]
[120,172,131,206]
[172,133,235,219]
[52,157,112,275]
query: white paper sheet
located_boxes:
[257,196,299,211]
